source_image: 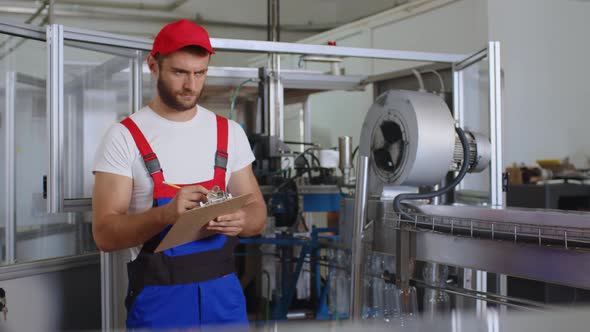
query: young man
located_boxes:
[92,19,266,329]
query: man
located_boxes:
[92,19,266,329]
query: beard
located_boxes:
[157,77,201,112]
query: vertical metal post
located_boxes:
[46,24,64,213]
[48,0,55,24]
[131,50,142,113]
[488,41,507,320]
[452,70,465,192]
[350,156,369,320]
[488,41,503,208]
[266,54,284,140]
[452,70,465,129]
[100,252,112,332]
[4,71,16,264]
[303,97,311,145]
[266,0,283,140]
[476,270,487,317]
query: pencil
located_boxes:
[163,182,181,190]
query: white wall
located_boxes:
[488,0,590,168]
[277,0,489,150]
[282,0,590,172]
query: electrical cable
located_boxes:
[293,153,313,181]
[303,150,321,168]
[393,126,470,217]
[412,69,426,92]
[423,69,446,93]
[351,145,359,165]
[229,78,257,120]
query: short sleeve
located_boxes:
[92,123,137,178]
[228,120,255,173]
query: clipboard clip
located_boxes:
[200,185,232,207]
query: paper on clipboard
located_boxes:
[155,193,252,253]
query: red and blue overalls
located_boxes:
[120,115,248,330]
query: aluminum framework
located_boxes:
[3,71,16,264]
[0,19,493,329]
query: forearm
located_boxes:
[93,206,170,252]
[239,200,267,237]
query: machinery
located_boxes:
[341,88,590,324]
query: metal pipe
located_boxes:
[55,0,188,11]
[302,97,311,149]
[413,280,547,313]
[4,71,16,264]
[350,156,369,320]
[48,0,54,24]
[339,136,353,185]
[46,24,64,213]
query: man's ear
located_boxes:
[146,54,159,76]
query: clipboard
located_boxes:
[155,193,252,252]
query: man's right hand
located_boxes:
[162,185,209,225]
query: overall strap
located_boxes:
[214,115,229,191]
[120,118,165,186]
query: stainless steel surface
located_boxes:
[488,41,503,207]
[4,71,16,264]
[47,24,64,213]
[374,205,590,289]
[350,156,369,320]
[414,231,590,290]
[0,253,99,281]
[339,136,353,186]
[417,204,590,230]
[359,90,456,194]
[390,209,590,248]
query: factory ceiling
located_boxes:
[0,0,414,41]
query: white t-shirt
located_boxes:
[93,105,255,215]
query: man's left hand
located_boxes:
[206,209,246,236]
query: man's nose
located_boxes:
[183,74,197,91]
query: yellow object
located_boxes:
[163,182,181,190]
[536,159,561,168]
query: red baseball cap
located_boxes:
[151,19,215,56]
